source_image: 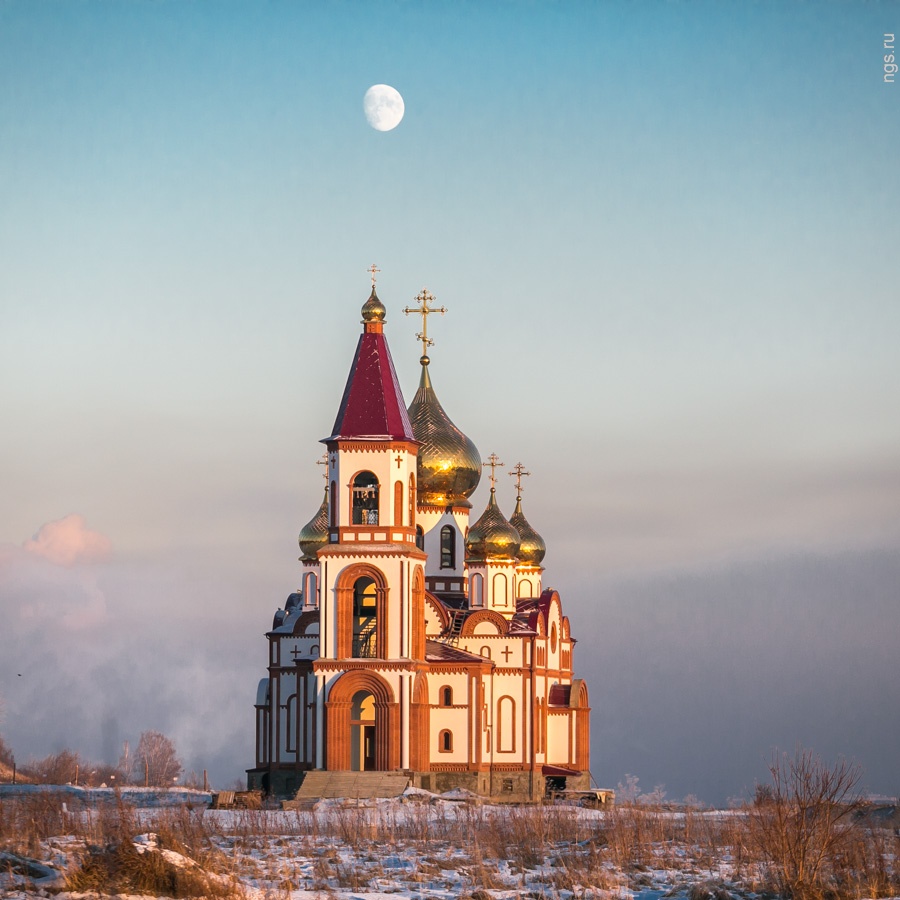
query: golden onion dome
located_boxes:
[361,285,387,323]
[509,497,546,566]
[466,489,521,562]
[298,489,329,561]
[407,360,481,507]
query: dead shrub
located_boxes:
[65,836,241,898]
[747,747,867,900]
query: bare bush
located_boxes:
[66,834,240,898]
[748,746,866,900]
[23,748,82,785]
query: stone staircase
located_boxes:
[292,770,411,801]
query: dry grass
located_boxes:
[65,836,239,898]
[1,791,244,897]
[1,788,897,898]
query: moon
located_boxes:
[363,84,405,132]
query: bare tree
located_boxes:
[133,730,182,787]
[26,748,83,784]
[749,746,865,900]
[616,773,641,804]
[116,740,131,784]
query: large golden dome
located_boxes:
[407,360,481,507]
[298,489,329,561]
[466,489,521,562]
[509,497,546,566]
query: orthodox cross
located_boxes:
[317,453,329,482]
[403,288,446,359]
[395,451,404,469]
[367,263,380,287]
[483,453,504,490]
[290,646,304,660]
[501,646,513,662]
[509,462,531,498]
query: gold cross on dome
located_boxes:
[367,263,380,287]
[483,453,504,490]
[317,453,329,482]
[509,462,531,498]
[403,288,446,360]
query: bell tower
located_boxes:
[311,274,427,773]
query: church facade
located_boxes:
[248,280,591,800]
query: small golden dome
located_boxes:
[466,489,521,562]
[408,362,481,507]
[510,497,546,566]
[298,489,329,561]
[361,286,386,322]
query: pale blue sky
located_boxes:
[1,1,898,802]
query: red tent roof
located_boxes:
[325,330,415,442]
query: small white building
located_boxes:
[248,282,591,800]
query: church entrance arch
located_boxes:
[325,670,399,771]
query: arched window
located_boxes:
[440,525,456,569]
[303,571,318,606]
[470,573,483,606]
[497,696,516,752]
[393,480,403,526]
[439,729,453,753]
[440,686,453,707]
[480,645,491,659]
[352,577,377,658]
[329,480,336,526]
[493,572,508,605]
[415,525,425,551]
[285,693,297,753]
[518,578,533,598]
[352,472,379,525]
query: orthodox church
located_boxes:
[248,277,591,800]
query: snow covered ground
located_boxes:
[0,787,893,900]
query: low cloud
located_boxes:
[22,514,112,567]
[0,534,262,788]
[0,516,114,632]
